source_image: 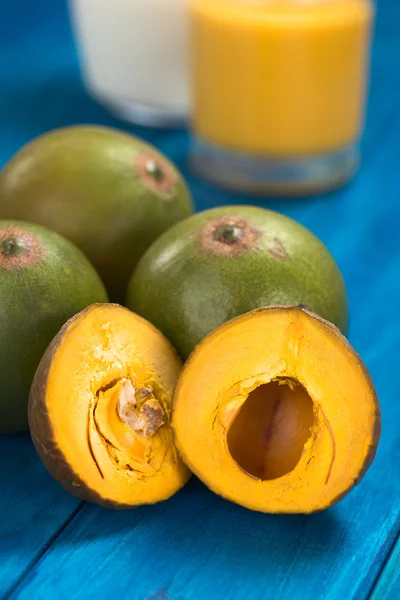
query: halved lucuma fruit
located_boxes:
[29,304,190,508]
[173,306,380,514]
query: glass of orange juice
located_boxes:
[190,0,374,194]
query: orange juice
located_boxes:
[190,0,374,193]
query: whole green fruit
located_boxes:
[0,126,193,301]
[0,220,108,432]
[126,206,348,358]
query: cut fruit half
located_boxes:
[173,306,380,514]
[29,304,190,508]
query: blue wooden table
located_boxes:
[1,1,400,599]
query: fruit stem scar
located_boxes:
[145,159,165,182]
[199,216,260,256]
[136,152,177,197]
[213,224,244,245]
[0,227,43,270]
[1,238,23,256]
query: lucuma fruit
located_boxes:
[0,126,193,301]
[126,205,348,358]
[173,306,381,514]
[29,304,190,508]
[0,220,107,432]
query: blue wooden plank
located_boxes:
[6,460,400,600]
[370,538,400,600]
[1,1,400,599]
[0,435,83,597]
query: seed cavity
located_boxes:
[117,379,165,438]
[199,216,260,257]
[0,227,43,270]
[137,152,177,198]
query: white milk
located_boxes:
[70,0,190,126]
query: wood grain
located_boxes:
[370,539,400,600]
[1,1,400,599]
[0,435,82,597]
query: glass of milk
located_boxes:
[69,0,190,127]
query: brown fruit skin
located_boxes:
[0,126,194,301]
[173,305,381,512]
[29,306,130,509]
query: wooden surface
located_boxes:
[1,1,399,599]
